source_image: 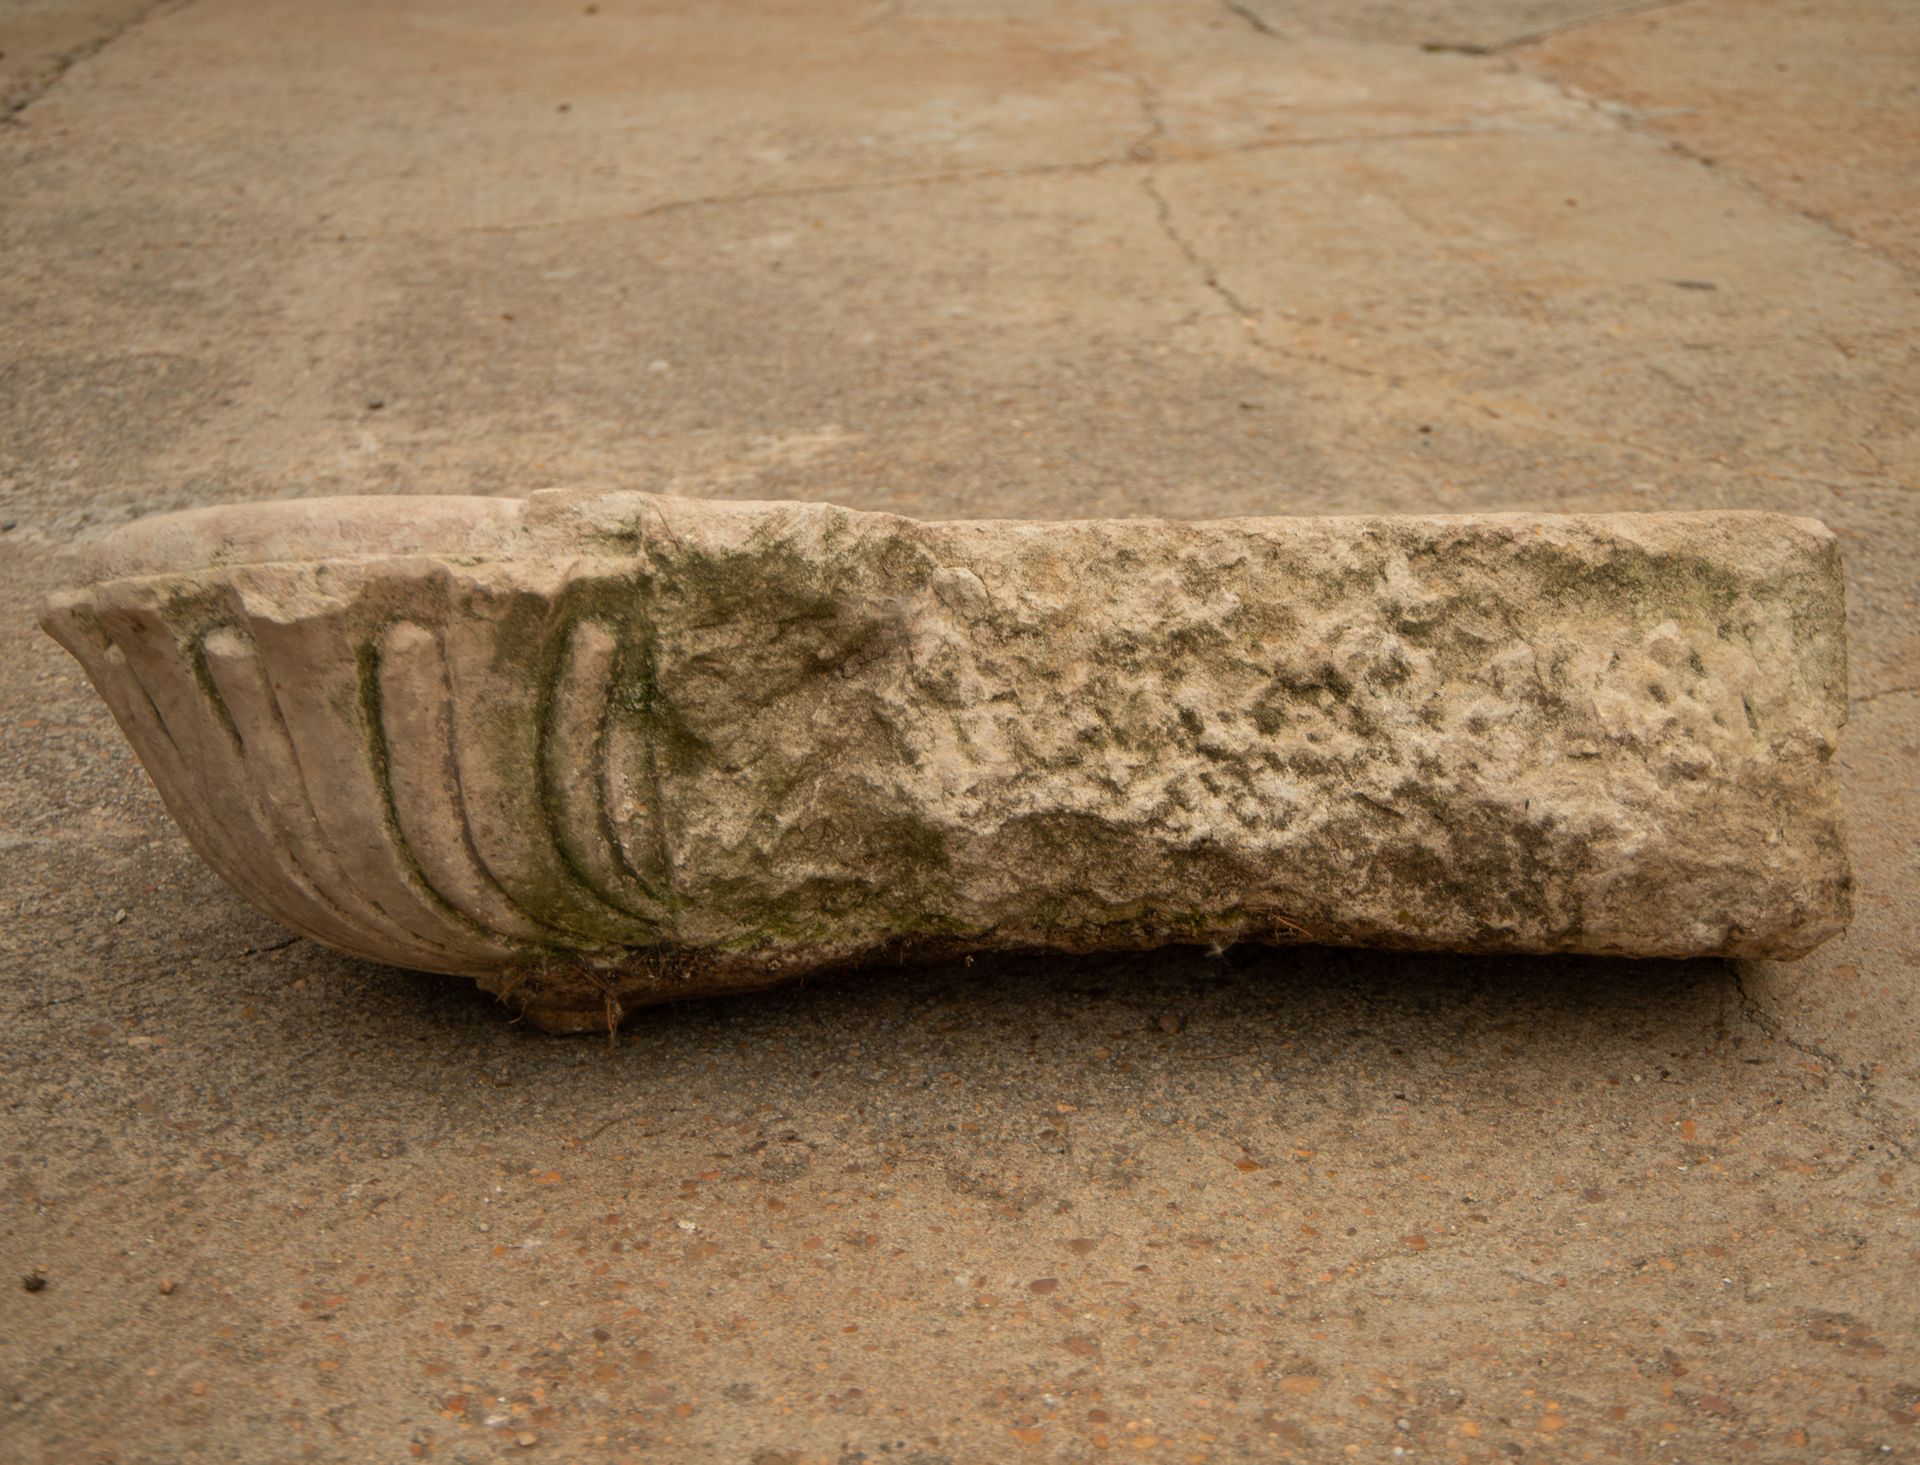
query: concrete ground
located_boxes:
[2,0,1916,1459]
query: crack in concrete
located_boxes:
[856,0,905,29]
[8,7,1904,507]
[1510,54,1918,281]
[1132,72,1259,323]
[1140,170,1255,316]
[1219,1,1276,37]
[1096,44,1883,448]
[1,0,191,128]
[1202,0,1915,281]
[1731,966,1917,1166]
[1216,0,1698,55]
[1422,0,1699,55]
[79,121,1506,254]
[1149,149,1394,384]
[1115,66,1911,469]
[1125,67,1169,162]
[1850,684,1920,707]
[1209,0,1918,285]
[1121,137,1904,472]
[1602,110,1915,279]
[1124,69,1400,386]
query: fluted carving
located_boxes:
[43,491,1851,1030]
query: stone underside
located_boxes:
[42,492,1850,1030]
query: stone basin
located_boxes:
[41,492,1850,1031]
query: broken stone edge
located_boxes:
[42,493,1851,1031]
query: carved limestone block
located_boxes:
[42,492,1850,1029]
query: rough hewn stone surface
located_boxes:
[41,492,1849,1028]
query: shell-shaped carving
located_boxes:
[43,560,668,990]
[42,491,1853,1031]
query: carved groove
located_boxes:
[108,615,368,951]
[376,621,569,947]
[538,614,662,931]
[603,634,670,906]
[38,492,1853,1028]
[201,624,434,963]
[355,629,533,965]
